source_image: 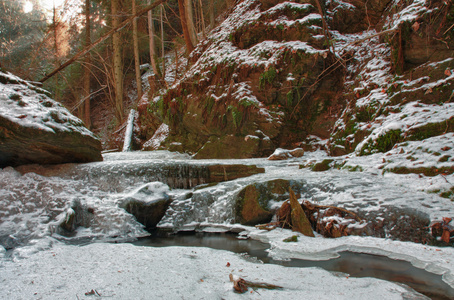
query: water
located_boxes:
[134,232,454,300]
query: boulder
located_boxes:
[234,179,303,225]
[268,148,304,160]
[120,182,172,230]
[0,71,102,167]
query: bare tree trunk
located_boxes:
[132,0,143,100]
[111,0,124,123]
[198,0,206,38]
[148,0,160,78]
[177,0,194,54]
[209,0,214,30]
[185,0,197,47]
[83,0,92,129]
[160,4,165,79]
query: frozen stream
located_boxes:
[1,151,454,299]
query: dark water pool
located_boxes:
[133,231,454,299]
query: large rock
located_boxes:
[234,179,303,225]
[0,71,102,167]
[120,182,172,230]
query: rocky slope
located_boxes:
[138,0,453,168]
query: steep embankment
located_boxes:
[139,0,344,158]
[139,0,453,164]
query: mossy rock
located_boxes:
[235,184,274,226]
[194,135,272,159]
[312,159,334,171]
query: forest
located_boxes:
[1,0,454,299]
[1,0,231,147]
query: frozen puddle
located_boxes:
[134,232,454,299]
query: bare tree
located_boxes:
[132,0,143,100]
[111,0,124,122]
[83,0,92,128]
[177,0,194,54]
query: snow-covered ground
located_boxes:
[1,151,454,299]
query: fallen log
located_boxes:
[229,274,283,293]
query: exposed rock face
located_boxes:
[120,182,172,230]
[139,0,344,158]
[0,71,102,167]
[328,0,454,157]
[234,179,303,225]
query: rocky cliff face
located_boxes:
[138,0,453,160]
[0,71,103,167]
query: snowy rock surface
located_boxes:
[0,71,102,167]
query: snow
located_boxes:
[122,109,136,152]
[0,71,95,138]
[1,149,454,298]
[0,239,427,300]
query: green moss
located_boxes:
[286,90,293,107]
[312,159,334,171]
[205,96,215,114]
[360,129,402,155]
[356,105,376,122]
[239,98,258,108]
[439,155,451,162]
[283,235,298,242]
[259,66,277,90]
[342,165,364,172]
[228,105,243,129]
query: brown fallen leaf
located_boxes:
[441,229,451,244]
[412,21,420,32]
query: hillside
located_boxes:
[136,0,453,196]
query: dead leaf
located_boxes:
[441,229,451,243]
[412,21,420,32]
[424,87,433,94]
[226,262,231,267]
[445,68,452,76]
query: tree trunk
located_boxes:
[185,0,197,47]
[177,0,194,54]
[132,0,143,100]
[111,0,124,123]
[148,1,160,78]
[160,4,165,79]
[198,0,206,38]
[209,0,215,30]
[83,0,91,129]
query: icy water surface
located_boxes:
[134,232,454,300]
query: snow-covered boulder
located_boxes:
[0,71,102,167]
[120,182,172,230]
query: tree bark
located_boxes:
[177,0,194,55]
[148,0,161,78]
[111,0,124,123]
[160,4,165,79]
[83,0,92,129]
[132,0,143,100]
[185,0,197,47]
[198,0,206,38]
[209,0,215,30]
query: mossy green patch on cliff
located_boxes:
[360,129,402,156]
